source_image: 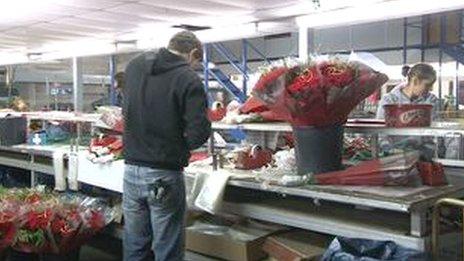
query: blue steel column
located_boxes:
[402,18,408,65]
[421,15,427,62]
[438,14,446,110]
[457,11,463,110]
[109,55,116,105]
[456,61,460,110]
[242,39,248,96]
[73,57,83,112]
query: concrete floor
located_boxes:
[79,247,219,261]
[2,235,219,261]
[82,245,225,261]
[79,235,219,261]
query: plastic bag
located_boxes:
[194,171,232,214]
[321,237,429,261]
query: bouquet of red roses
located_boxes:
[51,195,110,253]
[0,188,39,252]
[12,190,58,253]
[253,57,388,176]
[0,188,114,255]
[253,59,388,127]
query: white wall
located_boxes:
[214,14,462,75]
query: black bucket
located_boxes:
[293,124,344,175]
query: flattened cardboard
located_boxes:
[263,230,332,261]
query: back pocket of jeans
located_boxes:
[147,176,184,209]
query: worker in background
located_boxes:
[123,31,211,261]
[376,63,439,119]
[401,65,410,81]
[114,72,124,106]
[376,63,439,160]
[376,63,463,159]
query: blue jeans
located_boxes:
[123,164,185,261]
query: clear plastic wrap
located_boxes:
[0,188,115,254]
[0,203,17,252]
[97,106,123,132]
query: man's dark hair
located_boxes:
[401,65,410,78]
[168,31,202,55]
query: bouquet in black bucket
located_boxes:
[253,58,388,175]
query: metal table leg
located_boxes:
[410,209,427,237]
[210,130,217,171]
[371,134,379,158]
[30,154,36,187]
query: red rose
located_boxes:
[26,209,52,230]
[24,193,41,204]
[51,217,67,234]
[0,211,14,223]
[319,62,355,88]
[287,67,321,94]
[88,211,105,230]
[0,220,15,249]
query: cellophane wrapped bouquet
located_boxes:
[0,187,17,252]
[253,57,388,127]
[0,188,114,254]
[97,106,124,133]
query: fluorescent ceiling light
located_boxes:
[38,39,116,61]
[197,21,295,43]
[0,52,28,65]
[196,24,258,43]
[133,26,182,50]
[297,0,464,29]
[0,0,69,23]
[316,0,383,11]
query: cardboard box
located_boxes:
[186,222,282,261]
[262,230,332,261]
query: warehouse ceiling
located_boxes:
[0,0,313,52]
[0,0,463,65]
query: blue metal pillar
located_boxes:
[421,15,427,62]
[456,11,463,110]
[244,39,270,64]
[203,44,211,106]
[456,61,460,110]
[438,14,446,110]
[109,55,117,105]
[402,18,408,65]
[73,57,83,112]
[242,39,248,96]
